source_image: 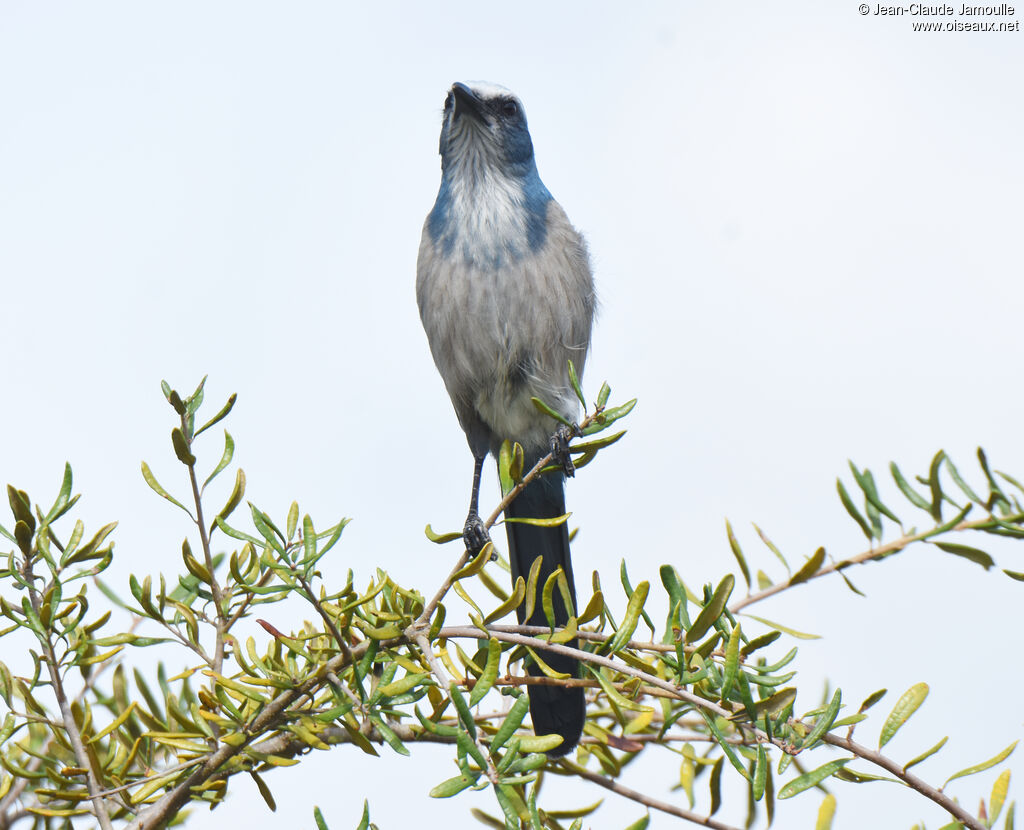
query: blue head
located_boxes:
[427,82,553,266]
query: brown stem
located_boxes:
[822,733,984,830]
[559,759,742,830]
[24,581,114,830]
[728,511,1013,614]
[183,412,226,673]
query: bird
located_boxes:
[416,81,595,756]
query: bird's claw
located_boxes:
[463,511,495,559]
[550,423,579,478]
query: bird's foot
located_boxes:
[463,511,494,558]
[550,423,580,478]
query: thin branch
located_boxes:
[23,578,115,830]
[558,758,742,830]
[488,623,684,654]
[127,639,368,830]
[411,632,500,785]
[822,732,984,830]
[728,511,1013,613]
[436,626,769,747]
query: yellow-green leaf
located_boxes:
[879,682,928,748]
[778,759,850,799]
[815,793,837,829]
[990,769,1011,825]
[903,736,948,772]
[943,741,1017,788]
[789,547,825,586]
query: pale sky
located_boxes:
[2,2,1022,828]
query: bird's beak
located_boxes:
[451,82,485,123]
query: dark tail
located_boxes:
[504,471,585,757]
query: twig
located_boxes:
[558,758,742,830]
[410,632,500,785]
[127,639,368,830]
[436,626,765,746]
[23,576,115,830]
[728,512,1012,613]
[487,623,684,654]
[182,411,227,673]
[822,733,984,830]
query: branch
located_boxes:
[182,410,227,673]
[728,511,1012,613]
[558,758,742,830]
[23,579,115,830]
[126,639,369,830]
[822,732,984,830]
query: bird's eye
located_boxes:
[443,93,453,111]
[500,99,519,118]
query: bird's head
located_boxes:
[438,81,536,180]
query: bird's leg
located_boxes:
[549,422,581,478]
[463,454,491,555]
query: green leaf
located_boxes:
[424,524,462,544]
[448,682,476,739]
[742,614,820,640]
[837,479,873,540]
[848,461,901,523]
[753,522,790,575]
[709,757,724,815]
[42,462,74,525]
[586,665,650,713]
[932,542,994,570]
[429,773,478,798]
[1004,569,1024,582]
[879,682,928,748]
[567,430,626,455]
[990,769,1011,825]
[685,574,734,643]
[725,519,751,589]
[698,711,750,781]
[211,468,246,531]
[490,694,530,752]
[720,623,741,700]
[313,806,329,830]
[802,688,842,749]
[469,639,501,706]
[752,743,768,801]
[355,800,370,830]
[202,431,235,489]
[858,688,887,713]
[945,455,982,504]
[622,816,650,830]
[789,546,825,586]
[195,393,237,438]
[903,736,950,773]
[943,740,1017,788]
[777,759,850,799]
[250,770,276,811]
[171,428,196,466]
[603,579,649,654]
[530,396,573,427]
[581,398,636,435]
[567,360,586,407]
[504,513,570,528]
[890,461,932,511]
[816,793,837,829]
[927,450,946,522]
[140,462,193,517]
